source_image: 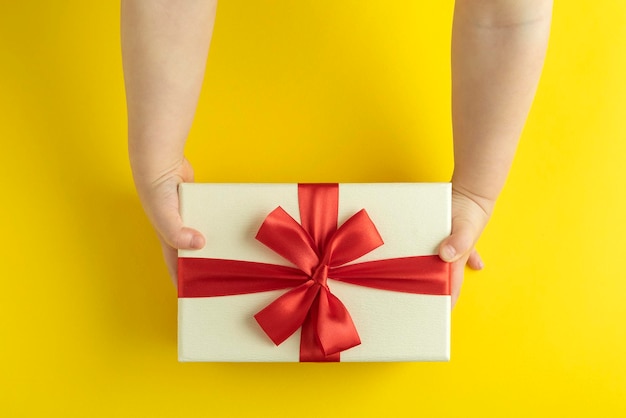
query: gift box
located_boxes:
[178,183,451,362]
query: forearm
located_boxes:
[121,0,217,184]
[451,0,552,209]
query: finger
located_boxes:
[160,239,180,286]
[155,206,206,250]
[467,249,484,270]
[164,225,206,251]
[146,180,206,251]
[438,218,476,263]
[450,256,467,308]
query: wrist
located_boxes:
[129,142,187,185]
[450,179,496,221]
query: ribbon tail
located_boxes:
[299,294,340,362]
[254,280,319,346]
[315,288,361,356]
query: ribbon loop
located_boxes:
[255,207,319,275]
[254,280,319,346]
[324,209,384,267]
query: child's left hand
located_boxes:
[438,185,493,307]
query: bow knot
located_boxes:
[311,263,330,288]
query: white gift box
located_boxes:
[178,183,451,362]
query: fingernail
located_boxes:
[477,260,485,270]
[442,245,456,261]
[190,234,204,249]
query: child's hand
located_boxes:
[444,1,552,306]
[133,158,205,284]
[438,186,493,307]
[122,0,216,283]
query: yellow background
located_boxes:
[1,1,625,416]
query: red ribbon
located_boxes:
[178,184,450,362]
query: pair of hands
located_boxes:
[135,159,491,307]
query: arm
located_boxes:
[439,0,553,305]
[121,0,218,281]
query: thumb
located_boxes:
[438,218,477,263]
[163,225,206,250]
[142,178,206,251]
[156,207,206,251]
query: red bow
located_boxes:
[179,184,450,362]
